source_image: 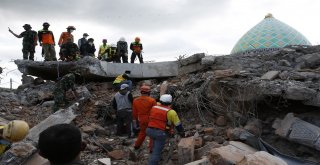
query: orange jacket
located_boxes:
[148,105,171,130]
[38,29,55,44]
[132,96,156,123]
[58,32,74,45]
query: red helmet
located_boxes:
[140,85,151,93]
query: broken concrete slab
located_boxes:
[194,142,221,160]
[0,142,37,165]
[284,86,317,100]
[15,57,179,80]
[98,158,111,165]
[184,157,210,165]
[238,151,287,165]
[178,53,205,66]
[275,113,320,151]
[201,55,216,66]
[107,150,125,160]
[208,141,257,164]
[261,71,280,80]
[178,137,195,164]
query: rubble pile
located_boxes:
[0,45,319,164]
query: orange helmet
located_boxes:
[140,85,150,94]
[135,37,140,42]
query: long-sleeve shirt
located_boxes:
[112,92,133,110]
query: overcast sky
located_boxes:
[1,0,320,88]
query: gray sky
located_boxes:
[1,0,320,88]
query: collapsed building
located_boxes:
[0,14,319,165]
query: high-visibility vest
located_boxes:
[113,75,125,84]
[38,30,55,44]
[148,105,171,131]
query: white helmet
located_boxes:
[119,37,125,42]
[160,94,172,104]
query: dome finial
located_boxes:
[265,13,273,19]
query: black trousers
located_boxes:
[116,110,133,137]
[130,52,143,63]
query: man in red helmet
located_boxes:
[130,37,143,63]
[132,85,156,151]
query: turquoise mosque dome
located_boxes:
[231,14,311,55]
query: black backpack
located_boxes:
[117,41,127,53]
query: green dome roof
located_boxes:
[231,14,311,55]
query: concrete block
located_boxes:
[179,53,205,66]
[201,56,216,65]
[238,151,287,165]
[275,113,297,137]
[178,137,195,164]
[194,141,221,160]
[185,157,210,165]
[285,86,316,101]
[98,158,111,165]
[261,71,280,80]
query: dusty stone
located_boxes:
[0,142,37,164]
[11,107,22,114]
[81,125,96,135]
[213,136,225,144]
[244,119,263,136]
[261,71,280,80]
[194,141,221,160]
[185,157,210,165]
[238,151,288,165]
[98,158,111,165]
[279,60,291,67]
[179,53,205,66]
[203,127,214,135]
[208,141,256,164]
[178,137,195,164]
[87,144,99,151]
[226,128,245,140]
[215,116,227,126]
[203,135,214,142]
[108,150,125,160]
[194,137,203,149]
[201,55,216,65]
[213,69,235,78]
[24,153,49,165]
[284,86,316,100]
[304,92,320,107]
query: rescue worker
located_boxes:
[108,44,118,63]
[130,37,143,63]
[59,38,80,61]
[78,33,89,50]
[132,85,156,151]
[112,84,134,138]
[80,38,96,57]
[0,120,29,155]
[8,24,37,61]
[116,37,128,63]
[38,124,85,165]
[58,26,76,47]
[146,94,185,165]
[52,73,77,112]
[113,73,132,91]
[38,22,57,61]
[97,39,110,61]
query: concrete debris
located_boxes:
[107,150,125,160]
[185,157,210,165]
[201,55,216,66]
[261,71,280,80]
[178,137,195,164]
[274,113,320,151]
[238,151,288,165]
[98,158,111,165]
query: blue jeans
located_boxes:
[146,128,167,165]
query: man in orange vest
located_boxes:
[146,94,185,165]
[58,26,76,47]
[38,22,57,61]
[132,85,156,151]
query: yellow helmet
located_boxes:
[2,120,29,142]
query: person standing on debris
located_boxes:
[132,85,156,151]
[78,33,89,50]
[113,72,132,91]
[38,124,85,165]
[58,26,76,47]
[80,38,96,57]
[130,37,143,63]
[116,37,128,63]
[112,84,134,138]
[52,73,77,112]
[0,120,29,155]
[59,38,80,61]
[98,39,109,61]
[38,22,57,61]
[8,24,38,61]
[146,94,185,165]
[108,43,119,63]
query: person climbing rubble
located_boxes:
[112,84,134,138]
[38,124,86,165]
[146,94,185,165]
[8,24,38,61]
[0,120,29,155]
[132,85,157,152]
[52,73,77,112]
[59,38,80,61]
[108,43,119,63]
[113,72,132,91]
[130,37,143,63]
